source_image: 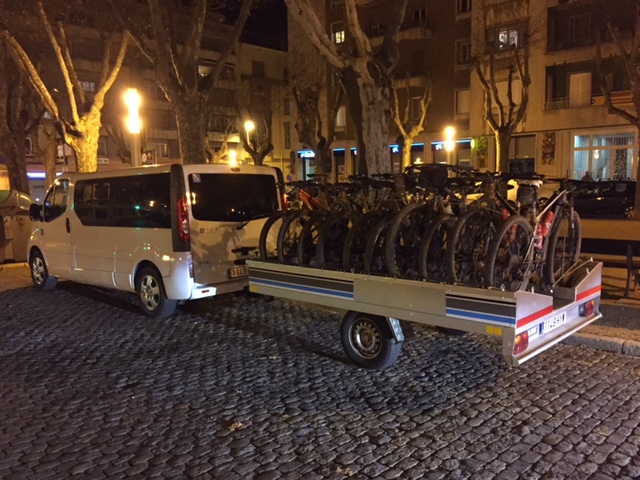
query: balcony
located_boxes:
[545,96,592,110]
[369,19,431,46]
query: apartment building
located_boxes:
[468,0,637,181]
[288,0,638,182]
[288,0,471,181]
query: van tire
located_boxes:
[29,250,57,290]
[135,267,177,318]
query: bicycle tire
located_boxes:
[342,210,386,273]
[297,211,328,267]
[364,215,393,275]
[317,211,357,270]
[384,202,431,279]
[484,214,534,291]
[258,211,287,261]
[277,209,309,264]
[418,213,455,282]
[447,208,493,286]
[544,208,582,285]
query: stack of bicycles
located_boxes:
[258,165,582,294]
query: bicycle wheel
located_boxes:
[484,214,534,292]
[277,210,309,264]
[258,211,287,261]
[317,211,357,270]
[297,211,329,267]
[364,215,393,275]
[418,214,456,282]
[447,209,493,286]
[544,208,582,285]
[385,202,431,279]
[342,210,386,273]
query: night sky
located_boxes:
[242,0,288,50]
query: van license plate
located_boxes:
[542,312,566,334]
[228,266,249,279]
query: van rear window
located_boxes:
[188,173,278,222]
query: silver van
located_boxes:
[28,163,282,317]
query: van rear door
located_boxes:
[184,166,279,293]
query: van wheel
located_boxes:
[29,250,57,290]
[135,267,177,318]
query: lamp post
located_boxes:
[124,88,142,167]
[444,125,456,165]
[244,120,255,146]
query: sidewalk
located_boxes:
[564,264,640,355]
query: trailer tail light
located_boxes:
[513,331,529,356]
[579,299,596,317]
[178,194,190,243]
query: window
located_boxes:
[456,39,472,65]
[487,22,527,52]
[335,106,346,131]
[413,8,426,25]
[332,22,346,44]
[569,72,592,107]
[81,81,96,93]
[188,174,278,222]
[98,139,107,157]
[371,23,384,35]
[455,89,470,115]
[146,83,165,100]
[283,97,291,116]
[74,174,171,228]
[410,97,422,122]
[457,0,471,15]
[43,179,70,222]
[252,60,265,77]
[572,131,636,180]
[284,121,291,149]
[147,143,169,158]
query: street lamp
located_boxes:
[124,88,142,167]
[244,120,255,146]
[444,125,456,164]
[228,149,238,168]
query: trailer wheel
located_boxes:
[341,312,402,370]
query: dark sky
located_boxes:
[241,0,288,50]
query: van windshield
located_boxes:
[189,173,278,222]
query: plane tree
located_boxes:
[285,0,408,175]
[109,0,254,165]
[0,0,129,173]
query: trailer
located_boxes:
[247,259,603,369]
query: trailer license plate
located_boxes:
[227,266,248,279]
[542,312,566,334]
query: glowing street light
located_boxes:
[444,125,456,164]
[228,149,238,167]
[244,120,255,146]
[124,88,142,167]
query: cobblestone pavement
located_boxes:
[1,267,640,479]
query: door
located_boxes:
[38,178,73,277]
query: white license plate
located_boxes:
[542,312,566,334]
[228,266,249,279]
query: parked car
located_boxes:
[0,189,35,263]
[570,180,636,219]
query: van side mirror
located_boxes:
[29,203,43,222]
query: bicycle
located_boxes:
[484,177,582,292]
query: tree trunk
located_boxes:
[4,143,29,194]
[495,129,512,173]
[343,67,393,176]
[402,136,412,169]
[175,101,208,164]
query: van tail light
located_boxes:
[178,194,190,243]
[513,331,529,355]
[579,299,596,317]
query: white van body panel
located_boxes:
[27,164,280,309]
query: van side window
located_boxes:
[74,173,171,228]
[43,179,69,222]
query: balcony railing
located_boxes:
[545,96,593,110]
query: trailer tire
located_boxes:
[341,312,402,370]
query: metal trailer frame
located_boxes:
[248,259,603,369]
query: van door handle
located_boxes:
[65,218,70,233]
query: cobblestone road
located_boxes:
[1,267,639,479]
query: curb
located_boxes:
[0,262,28,271]
[563,333,640,357]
